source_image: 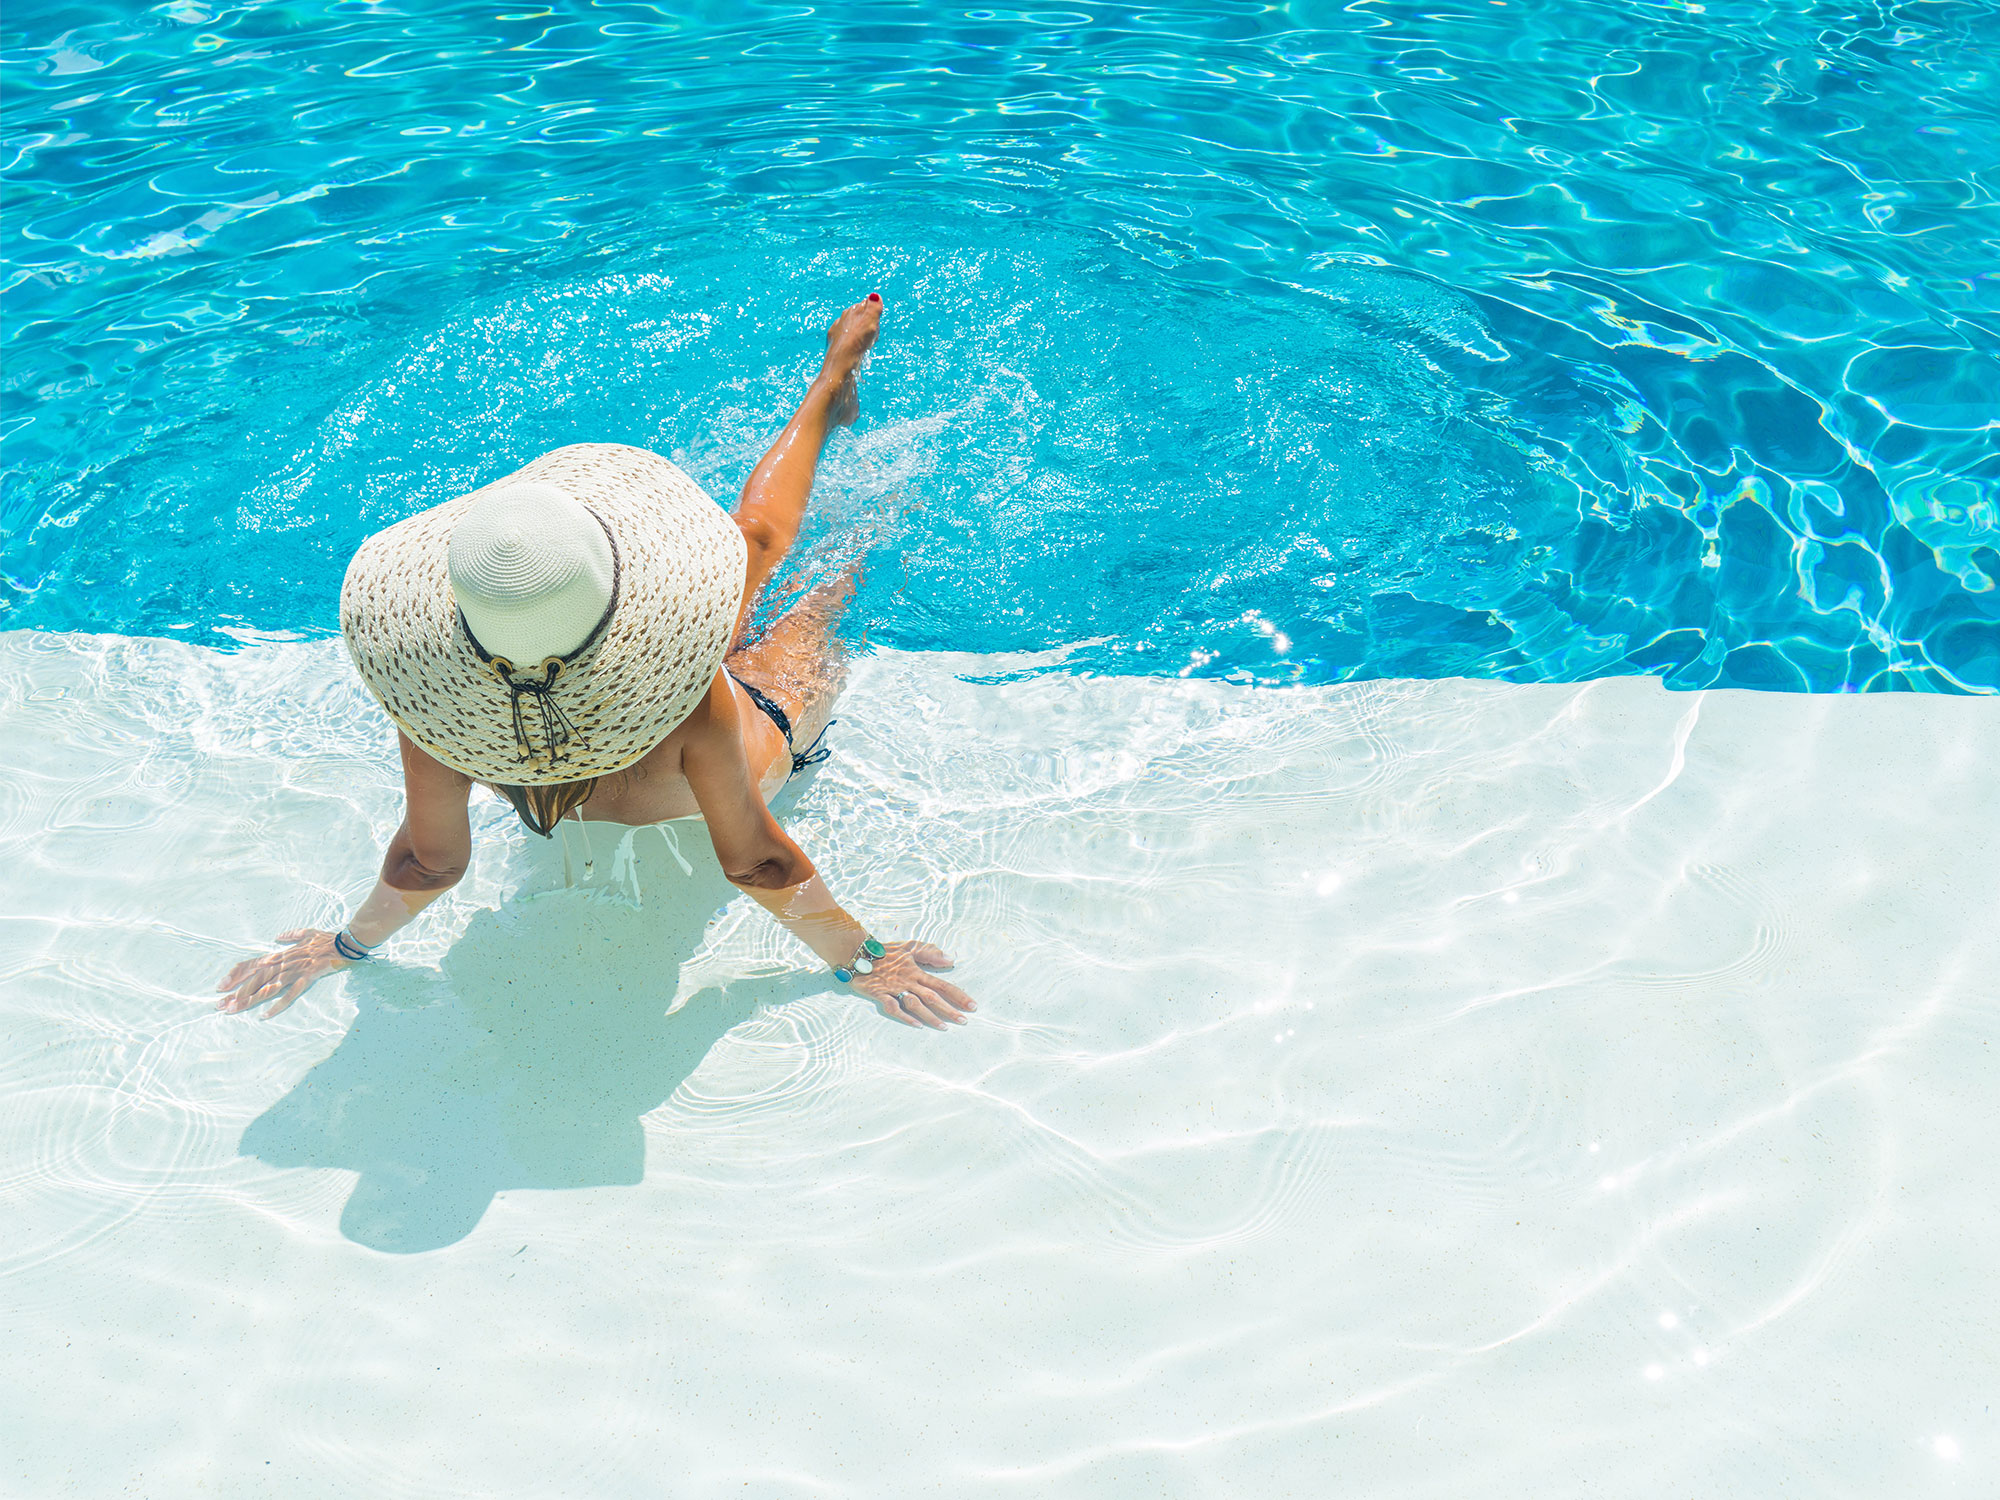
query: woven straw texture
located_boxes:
[341,444,746,784]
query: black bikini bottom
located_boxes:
[729,672,835,777]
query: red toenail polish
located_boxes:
[868,292,880,302]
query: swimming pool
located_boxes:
[4,3,1998,1496]
[7,0,1996,689]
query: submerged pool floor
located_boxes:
[2,634,1995,1497]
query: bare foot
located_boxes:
[821,294,882,427]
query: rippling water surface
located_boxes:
[5,0,1997,689]
[3,635,1997,1496]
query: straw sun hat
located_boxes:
[341,443,747,785]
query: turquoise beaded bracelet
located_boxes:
[833,937,886,984]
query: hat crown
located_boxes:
[342,443,748,785]
[447,483,614,664]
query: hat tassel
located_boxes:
[496,658,586,768]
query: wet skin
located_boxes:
[219,295,975,1030]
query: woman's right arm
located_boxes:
[216,734,471,1018]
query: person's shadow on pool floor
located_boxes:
[241,830,827,1253]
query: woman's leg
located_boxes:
[725,565,858,754]
[730,295,881,646]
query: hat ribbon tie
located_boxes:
[492,657,585,767]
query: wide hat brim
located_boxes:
[341,443,747,785]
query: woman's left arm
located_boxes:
[679,678,975,1030]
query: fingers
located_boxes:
[872,984,949,1030]
[907,985,968,1027]
[222,973,280,1014]
[923,976,975,1014]
[220,932,314,993]
[217,957,314,1016]
[898,988,953,1030]
[262,981,305,1020]
[860,949,975,1030]
[218,970,270,1012]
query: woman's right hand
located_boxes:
[849,941,976,1030]
[216,929,350,1018]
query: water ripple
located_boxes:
[3,1,1995,689]
[3,635,1997,1492]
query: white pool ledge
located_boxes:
[2,631,1995,1497]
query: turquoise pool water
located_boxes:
[5,0,1997,690]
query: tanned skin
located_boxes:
[219,295,974,1031]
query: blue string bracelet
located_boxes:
[332,929,378,963]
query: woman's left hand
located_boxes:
[849,941,976,1030]
[216,929,350,1018]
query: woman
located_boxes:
[217,294,974,1031]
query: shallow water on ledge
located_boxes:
[3,632,1996,1496]
[4,1,1998,691]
